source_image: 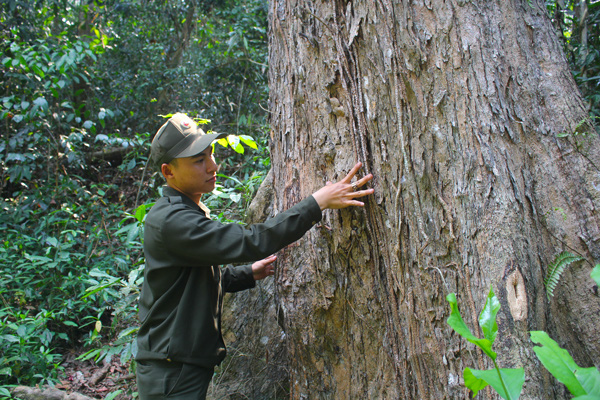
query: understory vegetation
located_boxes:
[0,0,597,398]
[1,0,269,397]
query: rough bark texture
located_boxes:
[267,0,600,399]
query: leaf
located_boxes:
[33,96,48,110]
[591,264,600,287]
[105,390,123,400]
[446,293,497,360]
[479,287,501,343]
[575,367,600,396]
[239,135,258,149]
[134,203,148,223]
[16,325,27,337]
[227,135,244,154]
[464,368,489,397]
[216,137,229,148]
[81,276,120,299]
[1,334,20,343]
[466,367,525,400]
[530,331,587,396]
[32,64,45,78]
[230,192,242,203]
[117,326,139,339]
[76,348,102,361]
[545,251,583,300]
[45,237,59,247]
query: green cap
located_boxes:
[150,113,226,166]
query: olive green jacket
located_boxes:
[136,186,322,367]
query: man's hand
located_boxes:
[312,162,374,210]
[252,254,277,281]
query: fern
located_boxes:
[544,251,584,300]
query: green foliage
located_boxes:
[0,0,270,389]
[446,289,524,399]
[449,279,600,399]
[531,331,600,398]
[544,251,584,300]
[547,0,600,121]
[0,308,64,385]
[0,178,148,386]
[463,367,526,400]
[1,33,108,183]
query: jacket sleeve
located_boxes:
[160,195,322,267]
[221,264,256,293]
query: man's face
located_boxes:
[164,146,218,201]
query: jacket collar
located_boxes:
[162,186,199,209]
[162,185,211,218]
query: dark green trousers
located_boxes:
[136,360,214,399]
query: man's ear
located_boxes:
[161,163,174,180]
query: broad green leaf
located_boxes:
[575,367,600,396]
[464,367,489,397]
[82,277,120,299]
[230,193,242,203]
[216,137,228,148]
[45,236,59,247]
[227,135,244,154]
[239,135,258,149]
[0,385,11,396]
[447,293,497,360]
[479,287,500,343]
[467,367,525,400]
[1,334,19,343]
[530,331,587,396]
[16,325,27,337]
[134,204,148,223]
[104,390,123,400]
[591,264,600,287]
[117,326,139,339]
[33,96,48,110]
[32,64,45,78]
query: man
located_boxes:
[136,113,374,399]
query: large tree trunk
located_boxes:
[268,0,600,398]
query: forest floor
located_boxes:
[54,350,136,399]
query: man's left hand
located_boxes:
[252,254,277,281]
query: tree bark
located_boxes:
[268,0,600,399]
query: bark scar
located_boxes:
[506,268,528,322]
